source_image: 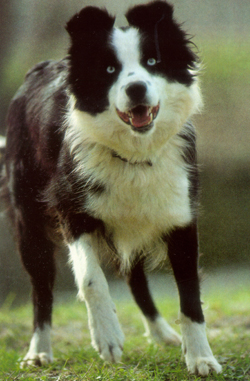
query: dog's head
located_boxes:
[66,1,202,158]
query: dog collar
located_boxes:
[111,151,153,166]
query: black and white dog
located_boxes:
[3,1,222,376]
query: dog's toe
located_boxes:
[99,342,123,363]
[20,352,53,368]
[187,356,222,376]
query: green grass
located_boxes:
[0,286,250,381]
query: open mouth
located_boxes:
[116,103,160,132]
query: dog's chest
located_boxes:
[81,146,192,254]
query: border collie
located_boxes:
[3,1,222,376]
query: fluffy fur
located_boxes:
[2,1,221,375]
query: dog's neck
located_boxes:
[111,150,153,167]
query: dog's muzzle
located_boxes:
[116,81,160,133]
[116,104,160,133]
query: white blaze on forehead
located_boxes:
[109,27,158,111]
[111,27,141,68]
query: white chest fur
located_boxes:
[74,138,192,268]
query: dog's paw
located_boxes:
[20,325,53,368]
[88,303,125,362]
[181,315,222,376]
[94,335,124,363]
[185,354,222,376]
[20,352,53,368]
[91,325,124,362]
[143,315,181,346]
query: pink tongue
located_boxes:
[131,106,151,128]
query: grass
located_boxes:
[0,284,250,381]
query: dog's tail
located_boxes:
[0,135,6,178]
[0,135,6,166]
[0,135,9,216]
[0,135,6,181]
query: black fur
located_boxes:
[127,258,159,320]
[126,1,197,85]
[46,147,104,242]
[165,223,204,323]
[3,0,200,335]
[66,7,121,114]
[1,2,217,372]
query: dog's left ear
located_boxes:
[126,1,174,30]
[66,6,115,39]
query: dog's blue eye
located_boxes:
[147,58,157,66]
[107,66,116,74]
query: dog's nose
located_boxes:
[125,81,147,104]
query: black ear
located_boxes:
[66,6,115,38]
[126,1,197,85]
[126,1,174,29]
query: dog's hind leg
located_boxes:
[68,233,124,363]
[127,258,181,345]
[14,208,56,368]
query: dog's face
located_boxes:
[66,2,202,159]
[109,27,161,135]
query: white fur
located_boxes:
[66,27,202,163]
[180,314,222,376]
[142,315,181,345]
[111,28,159,112]
[65,133,193,270]
[65,29,202,270]
[68,234,124,362]
[21,324,53,368]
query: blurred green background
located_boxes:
[0,0,249,304]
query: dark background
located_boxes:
[0,0,249,305]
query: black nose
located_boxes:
[125,81,147,104]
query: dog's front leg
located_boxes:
[68,233,124,362]
[166,223,222,376]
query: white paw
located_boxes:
[185,353,222,376]
[181,314,222,376]
[20,325,53,368]
[21,352,53,368]
[87,302,125,362]
[143,315,181,346]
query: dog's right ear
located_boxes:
[66,6,115,39]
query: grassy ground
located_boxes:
[0,279,249,381]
